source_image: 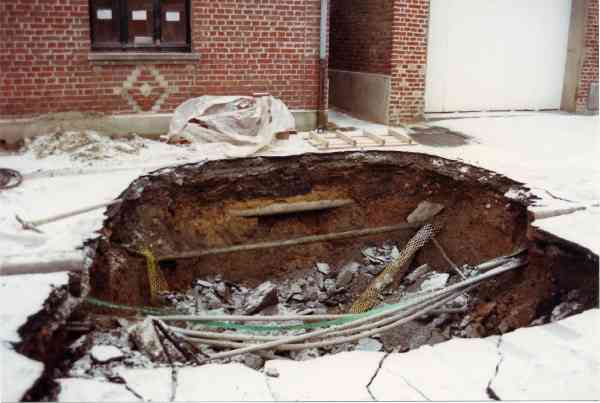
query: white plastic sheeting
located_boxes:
[165,95,295,158]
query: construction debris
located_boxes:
[25,130,147,160]
[306,127,416,150]
[244,281,279,314]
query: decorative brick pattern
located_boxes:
[576,0,599,112]
[116,66,176,113]
[387,0,430,124]
[329,0,393,75]
[0,0,323,118]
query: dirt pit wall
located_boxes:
[86,152,552,320]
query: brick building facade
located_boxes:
[329,0,598,124]
[0,0,598,128]
[576,0,599,111]
[0,0,323,119]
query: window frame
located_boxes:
[89,0,191,52]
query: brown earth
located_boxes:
[86,151,598,333]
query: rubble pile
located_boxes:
[25,130,147,161]
[68,242,494,377]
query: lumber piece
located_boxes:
[308,132,329,149]
[364,130,386,146]
[388,128,414,144]
[335,130,358,146]
[230,199,354,217]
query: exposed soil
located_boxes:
[13,151,599,401]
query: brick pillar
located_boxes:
[575,0,599,112]
[388,0,430,125]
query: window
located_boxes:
[90,0,190,52]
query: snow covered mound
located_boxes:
[25,131,148,161]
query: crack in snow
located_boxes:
[169,365,178,402]
[264,373,277,401]
[486,336,504,401]
[366,353,390,401]
[399,375,430,401]
[122,382,144,401]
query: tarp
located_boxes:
[164,95,295,158]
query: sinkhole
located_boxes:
[16,151,599,400]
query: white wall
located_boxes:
[425,0,572,112]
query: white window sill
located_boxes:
[88,52,200,63]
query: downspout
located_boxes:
[317,0,329,130]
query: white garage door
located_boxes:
[425,0,572,113]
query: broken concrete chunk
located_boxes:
[356,338,383,352]
[551,301,582,322]
[244,281,278,314]
[128,318,164,361]
[405,264,430,284]
[316,262,332,276]
[90,345,124,363]
[243,353,265,370]
[336,263,358,288]
[420,272,450,291]
[203,289,224,310]
[407,201,445,223]
[323,279,337,295]
[290,348,321,361]
[265,367,280,378]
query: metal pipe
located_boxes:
[317,0,329,130]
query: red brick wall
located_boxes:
[329,0,393,75]
[576,0,598,112]
[388,0,430,124]
[0,0,323,118]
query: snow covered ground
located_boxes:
[0,111,598,401]
[51,309,600,401]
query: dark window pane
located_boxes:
[126,0,155,47]
[91,0,120,48]
[161,0,188,47]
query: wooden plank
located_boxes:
[388,128,415,144]
[363,130,386,146]
[335,130,358,146]
[308,132,329,149]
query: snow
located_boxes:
[0,137,314,265]
[0,345,44,403]
[370,339,499,400]
[329,111,600,254]
[265,351,384,401]
[0,272,68,401]
[175,363,273,401]
[115,367,172,402]
[0,272,68,342]
[89,346,124,363]
[491,309,600,400]
[1,112,599,401]
[56,378,139,402]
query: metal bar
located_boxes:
[158,222,424,261]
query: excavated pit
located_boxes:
[15,151,599,399]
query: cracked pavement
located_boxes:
[53,309,599,401]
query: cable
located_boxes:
[0,168,23,190]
